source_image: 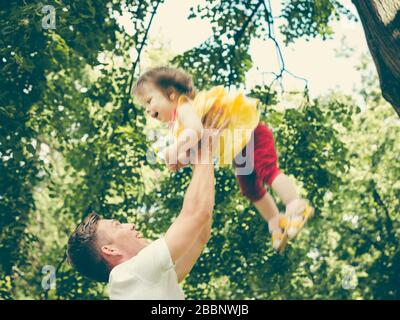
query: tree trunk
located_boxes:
[352,0,400,117]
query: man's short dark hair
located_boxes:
[67,213,111,283]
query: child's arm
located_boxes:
[165,102,203,167]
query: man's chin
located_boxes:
[141,238,150,246]
[135,236,149,246]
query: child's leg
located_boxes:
[235,171,280,225]
[270,172,311,238]
[271,172,307,214]
[254,192,279,222]
[254,193,288,250]
[235,170,286,250]
[270,173,300,205]
[248,122,311,241]
[253,192,283,239]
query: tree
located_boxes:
[0,0,163,299]
[351,0,400,117]
[1,0,399,300]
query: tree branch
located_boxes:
[227,0,264,87]
[127,0,163,95]
[261,0,309,94]
[352,0,400,117]
[369,180,397,246]
[120,0,163,126]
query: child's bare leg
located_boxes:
[271,173,309,238]
[270,173,299,205]
[253,192,284,249]
[254,192,279,224]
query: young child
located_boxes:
[132,66,313,253]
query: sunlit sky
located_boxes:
[118,0,370,99]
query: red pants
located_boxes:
[234,123,281,202]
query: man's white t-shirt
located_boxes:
[108,237,185,300]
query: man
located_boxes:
[67,110,228,299]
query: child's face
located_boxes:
[138,82,177,123]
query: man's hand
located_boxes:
[166,107,229,170]
[195,106,230,165]
[166,149,190,172]
[164,144,184,172]
[164,144,177,165]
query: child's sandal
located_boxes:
[270,216,289,254]
[286,201,314,240]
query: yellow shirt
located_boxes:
[172,85,260,165]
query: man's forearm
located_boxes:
[165,162,214,263]
[175,219,212,282]
[180,162,214,218]
[176,127,202,156]
[164,111,225,264]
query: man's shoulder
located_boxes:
[108,237,180,299]
[135,238,168,260]
[109,237,171,282]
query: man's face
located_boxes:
[138,82,177,123]
[97,219,149,264]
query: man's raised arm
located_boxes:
[164,108,227,264]
[164,159,214,263]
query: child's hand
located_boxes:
[164,144,178,166]
[164,145,189,172]
[167,163,179,172]
[168,162,187,172]
[167,150,190,172]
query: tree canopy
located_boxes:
[0,0,399,299]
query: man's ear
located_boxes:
[100,245,121,258]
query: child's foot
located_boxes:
[284,199,314,240]
[268,214,289,253]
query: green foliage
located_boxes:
[1,0,399,300]
[0,0,155,299]
[174,0,269,88]
[280,0,357,44]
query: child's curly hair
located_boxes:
[131,66,196,101]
